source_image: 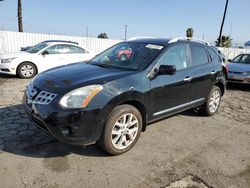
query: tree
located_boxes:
[98,33,108,39]
[218,0,229,46]
[215,35,232,48]
[17,0,23,32]
[186,28,194,38]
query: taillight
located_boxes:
[225,63,228,73]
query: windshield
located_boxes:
[232,54,250,64]
[89,42,164,71]
[26,43,49,53]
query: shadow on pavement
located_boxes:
[0,104,109,158]
[226,82,250,91]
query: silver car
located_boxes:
[228,54,250,84]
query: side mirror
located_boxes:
[227,59,232,62]
[158,65,176,75]
[42,50,49,55]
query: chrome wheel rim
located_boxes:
[120,54,127,61]
[209,90,220,113]
[21,65,34,77]
[111,113,139,150]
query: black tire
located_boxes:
[98,104,142,155]
[198,86,222,116]
[17,62,37,79]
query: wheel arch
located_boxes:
[120,100,147,132]
[16,61,38,75]
[215,81,225,96]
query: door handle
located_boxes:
[210,71,216,75]
[183,76,192,82]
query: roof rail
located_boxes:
[168,37,210,46]
[127,36,156,41]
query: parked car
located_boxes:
[116,48,133,61]
[0,41,94,78]
[20,40,78,51]
[23,37,226,155]
[228,54,250,84]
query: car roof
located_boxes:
[127,38,171,46]
[126,37,209,47]
[41,40,78,45]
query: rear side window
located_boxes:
[207,47,221,63]
[67,45,86,54]
[190,45,209,66]
[207,48,218,61]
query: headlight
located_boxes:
[1,57,16,63]
[60,85,103,108]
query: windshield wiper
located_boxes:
[95,63,111,69]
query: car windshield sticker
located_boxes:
[146,44,164,50]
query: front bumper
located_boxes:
[22,94,106,145]
[228,73,250,84]
[0,63,17,75]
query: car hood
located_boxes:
[33,63,135,94]
[228,62,250,72]
[0,51,30,59]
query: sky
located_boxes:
[0,0,249,44]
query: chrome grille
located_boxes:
[33,91,57,105]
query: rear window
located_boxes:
[190,45,209,66]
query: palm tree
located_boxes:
[186,28,194,38]
[17,0,23,32]
[218,0,229,46]
[215,35,232,47]
[98,33,108,39]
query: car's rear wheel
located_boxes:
[98,104,142,155]
[198,86,221,116]
[120,54,127,61]
[17,62,37,79]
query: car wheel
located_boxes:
[199,86,221,116]
[120,54,127,61]
[17,62,37,79]
[98,104,142,155]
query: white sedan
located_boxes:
[0,41,95,78]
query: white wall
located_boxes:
[217,47,250,60]
[1,30,249,60]
[0,30,122,55]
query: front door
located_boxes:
[150,44,193,119]
[38,44,68,72]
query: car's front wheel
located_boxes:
[17,62,37,79]
[199,86,221,116]
[98,104,142,155]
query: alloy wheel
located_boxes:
[209,90,221,113]
[111,113,139,150]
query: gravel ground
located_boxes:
[0,74,249,188]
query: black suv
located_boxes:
[23,38,226,155]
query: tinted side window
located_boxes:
[67,45,86,54]
[157,44,189,70]
[207,48,217,61]
[46,45,67,54]
[190,45,209,66]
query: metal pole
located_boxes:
[86,25,88,38]
[124,25,128,40]
[218,0,229,46]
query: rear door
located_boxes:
[188,44,220,101]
